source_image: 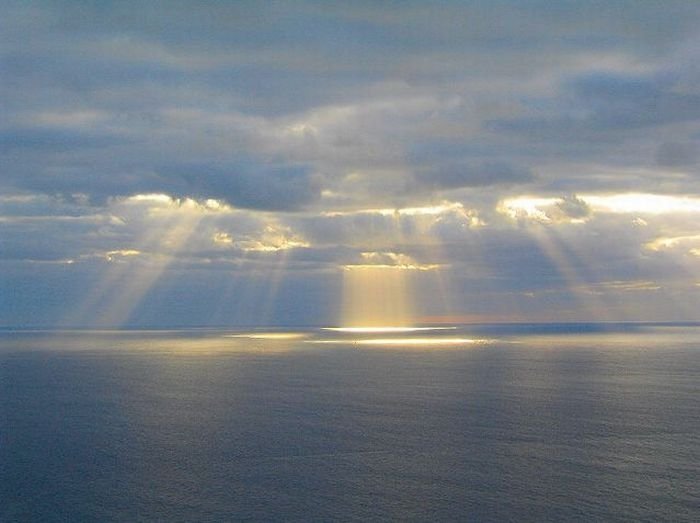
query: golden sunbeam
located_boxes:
[341,265,413,327]
[335,203,466,328]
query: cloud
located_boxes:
[3,2,700,325]
[0,127,128,151]
[489,72,700,141]
[555,195,591,220]
[4,1,700,207]
[569,73,700,128]
[414,162,534,190]
[655,142,698,168]
[162,161,321,211]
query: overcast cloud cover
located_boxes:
[2,0,700,327]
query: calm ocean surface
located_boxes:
[1,324,698,522]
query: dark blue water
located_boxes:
[1,325,699,521]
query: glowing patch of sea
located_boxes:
[309,337,495,347]
[322,326,456,334]
[224,332,309,340]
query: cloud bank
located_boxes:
[2,1,700,326]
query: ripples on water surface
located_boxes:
[1,324,699,521]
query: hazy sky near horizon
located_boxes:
[2,1,700,326]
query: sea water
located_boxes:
[1,324,698,521]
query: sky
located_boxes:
[2,0,700,327]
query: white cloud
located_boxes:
[499,193,700,224]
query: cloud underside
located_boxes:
[2,189,700,325]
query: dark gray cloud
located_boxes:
[0,127,128,151]
[414,162,534,190]
[555,195,591,220]
[162,162,321,211]
[488,73,700,141]
[655,142,699,168]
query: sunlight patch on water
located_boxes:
[310,337,495,347]
[323,326,456,334]
[224,332,309,340]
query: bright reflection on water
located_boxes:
[225,332,310,340]
[310,337,493,347]
[323,326,456,333]
[1,323,699,521]
[345,337,490,346]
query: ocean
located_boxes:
[1,324,698,521]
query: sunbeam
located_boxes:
[331,204,465,329]
[341,264,413,327]
[527,224,610,322]
[62,195,206,327]
[94,213,203,326]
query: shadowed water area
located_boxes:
[1,324,699,521]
